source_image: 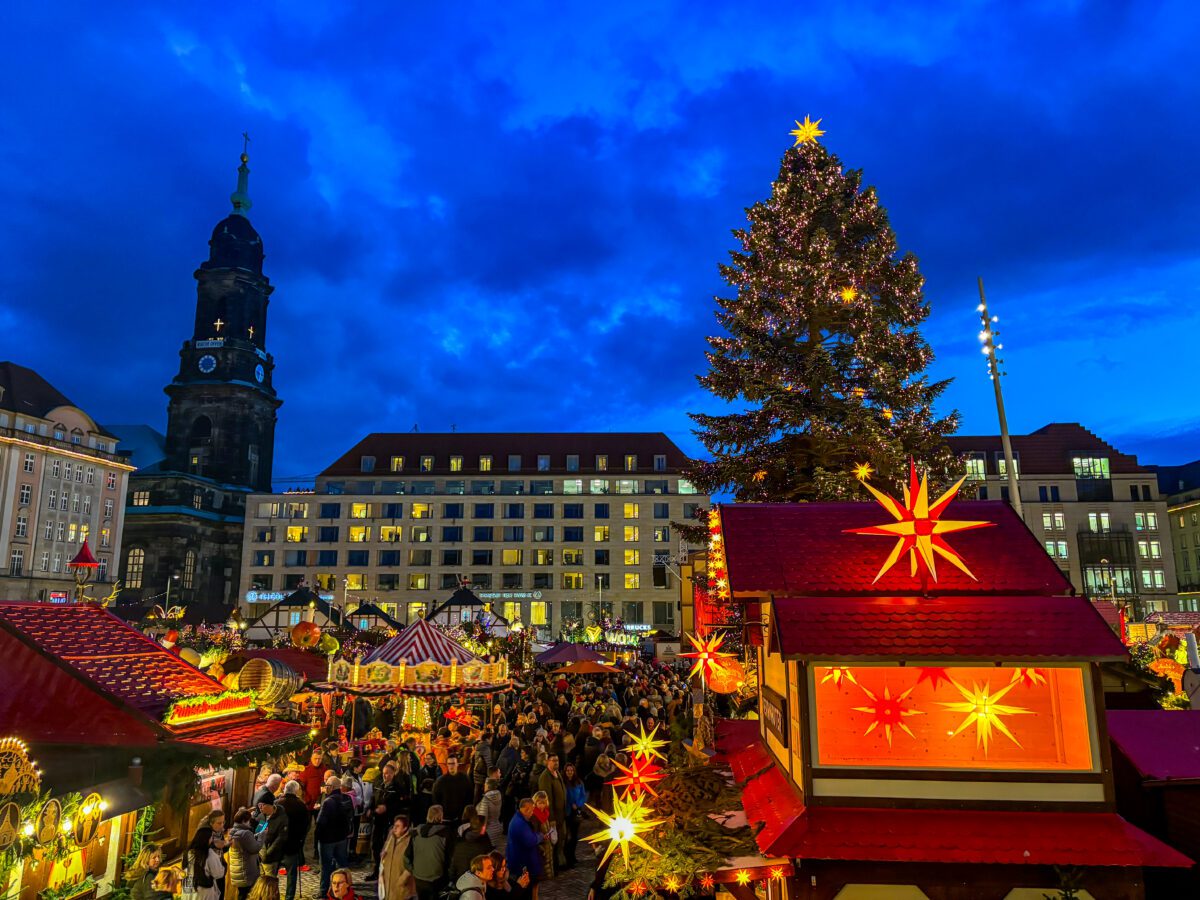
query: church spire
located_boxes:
[230,132,252,217]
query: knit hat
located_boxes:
[257,790,276,807]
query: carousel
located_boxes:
[326,615,513,746]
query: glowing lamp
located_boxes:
[22,823,33,837]
[627,721,669,763]
[585,794,664,867]
[735,869,751,885]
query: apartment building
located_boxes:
[1153,459,1200,612]
[239,433,707,635]
[947,423,1178,615]
[0,362,133,601]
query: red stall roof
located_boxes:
[721,501,1071,597]
[763,805,1191,868]
[1108,710,1200,784]
[0,602,308,753]
[770,595,1126,661]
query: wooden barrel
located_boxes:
[237,657,304,707]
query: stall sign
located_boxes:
[762,685,789,748]
[164,690,255,727]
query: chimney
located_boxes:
[128,756,143,786]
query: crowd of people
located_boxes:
[127,657,696,900]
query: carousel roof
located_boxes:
[364,615,482,666]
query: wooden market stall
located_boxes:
[0,601,310,900]
[706,469,1193,899]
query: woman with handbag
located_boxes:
[182,826,225,900]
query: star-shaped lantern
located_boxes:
[852,684,923,747]
[681,632,735,685]
[1009,667,1048,688]
[585,794,663,868]
[819,666,857,688]
[662,875,682,893]
[847,459,993,583]
[609,755,666,799]
[852,461,874,482]
[699,873,715,892]
[734,869,752,886]
[839,285,858,303]
[790,115,825,145]
[941,680,1033,753]
[628,721,669,763]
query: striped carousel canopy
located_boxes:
[364,616,481,667]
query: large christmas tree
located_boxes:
[687,118,959,501]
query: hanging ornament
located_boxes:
[852,462,874,482]
[705,656,746,694]
[681,632,735,685]
[609,756,666,799]
[585,793,664,867]
[847,459,994,583]
[940,680,1032,753]
[290,620,322,649]
[627,722,669,763]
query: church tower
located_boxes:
[163,147,281,492]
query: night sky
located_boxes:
[3,2,1197,486]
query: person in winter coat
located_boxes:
[127,843,170,900]
[408,806,450,900]
[228,808,264,900]
[530,793,554,878]
[377,815,417,900]
[452,855,494,900]
[371,761,408,872]
[277,783,309,900]
[449,810,492,882]
[432,757,473,826]
[504,799,544,896]
[471,734,494,804]
[185,826,225,900]
[413,753,441,828]
[316,776,352,897]
[478,778,505,851]
[535,756,567,869]
[484,852,530,900]
[299,749,331,812]
[562,764,586,869]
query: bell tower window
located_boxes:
[188,416,213,475]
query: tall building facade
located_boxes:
[0,362,134,600]
[1153,460,1200,612]
[118,150,281,613]
[238,433,706,635]
[947,423,1178,615]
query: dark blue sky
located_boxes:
[3,2,1197,486]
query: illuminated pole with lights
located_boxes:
[976,277,1023,521]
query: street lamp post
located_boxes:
[66,541,100,603]
[977,279,1023,521]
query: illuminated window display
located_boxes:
[812,664,1095,772]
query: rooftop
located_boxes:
[722,500,1071,597]
[1108,710,1200,783]
[0,361,118,439]
[946,422,1151,476]
[320,432,693,478]
[769,595,1126,661]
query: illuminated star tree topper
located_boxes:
[790,115,825,145]
[848,460,993,583]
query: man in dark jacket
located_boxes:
[536,754,568,869]
[315,775,351,898]
[278,782,309,900]
[471,734,493,804]
[432,756,473,826]
[369,761,406,876]
[257,793,289,877]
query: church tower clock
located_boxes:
[163,147,281,492]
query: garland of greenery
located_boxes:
[39,875,95,900]
[0,791,89,900]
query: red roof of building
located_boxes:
[1107,710,1200,784]
[0,602,308,752]
[1092,600,1123,632]
[742,763,807,854]
[946,423,1151,476]
[770,595,1126,661]
[763,806,1191,868]
[1146,612,1200,627]
[721,501,1071,597]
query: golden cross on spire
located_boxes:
[248,325,255,339]
[242,131,251,156]
[213,318,225,333]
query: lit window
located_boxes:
[125,548,145,588]
[351,503,370,519]
[407,602,427,622]
[1140,568,1166,590]
[192,491,203,510]
[380,525,402,542]
[502,549,523,565]
[450,456,463,472]
[562,549,584,565]
[480,455,492,472]
[1137,540,1162,560]
[530,601,548,626]
[624,572,641,589]
[996,454,1020,478]
[182,550,197,589]
[596,455,608,471]
[100,527,111,548]
[132,490,150,506]
[502,601,522,623]
[390,456,405,472]
[287,526,309,542]
[624,503,640,519]
[563,479,583,495]
[1041,512,1065,532]
[408,573,429,590]
[624,549,641,565]
[625,454,637,472]
[590,479,610,495]
[1135,512,1159,531]
[411,503,432,519]
[624,526,640,542]
[1044,541,1069,559]
[348,526,370,542]
[678,479,698,495]
[562,572,584,589]
[1088,512,1110,533]
[68,523,77,542]
[1072,456,1110,479]
[534,549,554,565]
[654,526,670,542]
[421,456,434,472]
[594,526,610,542]
[616,480,638,494]
[964,452,986,480]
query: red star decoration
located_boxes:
[852,683,923,746]
[681,631,735,684]
[916,667,954,690]
[609,755,666,799]
[847,459,994,582]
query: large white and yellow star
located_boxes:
[941,679,1033,753]
[847,460,993,582]
[585,793,664,868]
